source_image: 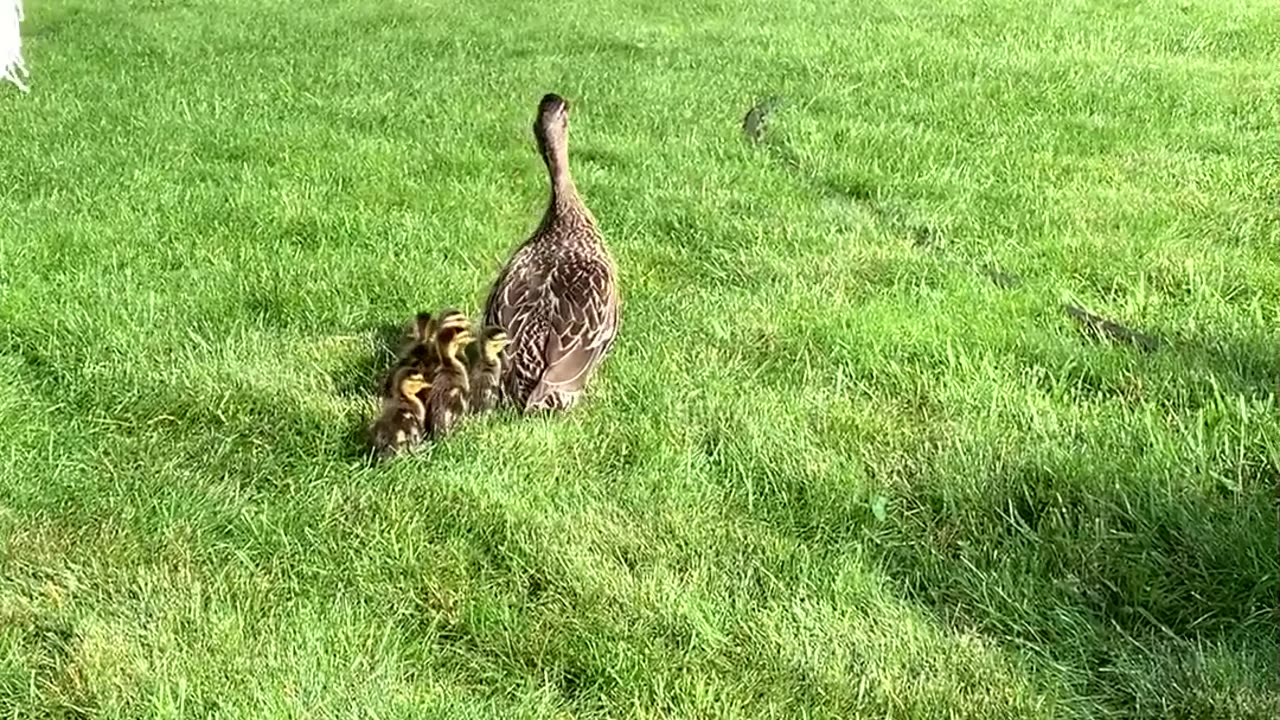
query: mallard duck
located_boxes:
[369,365,431,460]
[482,93,620,412]
[469,326,510,414]
[425,318,476,438]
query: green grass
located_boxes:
[1,0,1277,717]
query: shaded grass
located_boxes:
[1,0,1278,717]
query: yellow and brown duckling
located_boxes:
[425,316,476,439]
[482,93,620,412]
[382,309,470,394]
[382,311,437,398]
[369,365,431,460]
[469,326,510,415]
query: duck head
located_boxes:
[534,93,572,165]
[480,326,511,363]
[394,366,430,400]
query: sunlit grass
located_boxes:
[0,0,1276,717]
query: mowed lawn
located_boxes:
[1,0,1277,717]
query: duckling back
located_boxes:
[369,399,426,460]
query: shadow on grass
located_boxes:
[1173,334,1280,401]
[742,97,946,251]
[696,414,1277,714]
[0,317,397,471]
[389,482,631,708]
[689,322,1278,715]
[0,615,97,718]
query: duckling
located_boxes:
[469,326,510,414]
[483,93,620,412]
[369,365,431,460]
[382,311,436,397]
[382,310,469,397]
[425,319,476,439]
[397,312,437,362]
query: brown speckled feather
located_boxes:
[525,252,618,409]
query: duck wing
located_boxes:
[525,259,618,409]
[484,245,550,401]
[484,245,542,341]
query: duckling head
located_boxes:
[435,309,470,332]
[394,367,430,399]
[534,93,569,160]
[411,312,435,343]
[436,325,477,361]
[480,326,510,362]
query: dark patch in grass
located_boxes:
[0,321,100,410]
[1064,303,1162,352]
[0,326,60,386]
[1178,335,1280,400]
[3,617,97,718]
[241,288,294,329]
[818,173,876,203]
[573,36,652,59]
[742,103,948,252]
[328,321,408,462]
[909,222,942,250]
[333,321,403,400]
[878,460,1278,644]
[574,146,629,169]
[194,135,266,168]
[278,213,350,252]
[1015,330,1277,412]
[345,417,378,465]
[502,35,651,62]
[1015,343,1149,404]
[981,264,1024,289]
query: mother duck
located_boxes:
[483,93,620,412]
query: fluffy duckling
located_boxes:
[425,319,476,439]
[382,312,437,397]
[369,365,431,460]
[383,310,469,397]
[398,312,437,361]
[469,326,510,414]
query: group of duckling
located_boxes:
[367,92,621,460]
[369,310,510,460]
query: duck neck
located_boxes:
[543,141,578,217]
[400,384,426,415]
[444,346,466,374]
